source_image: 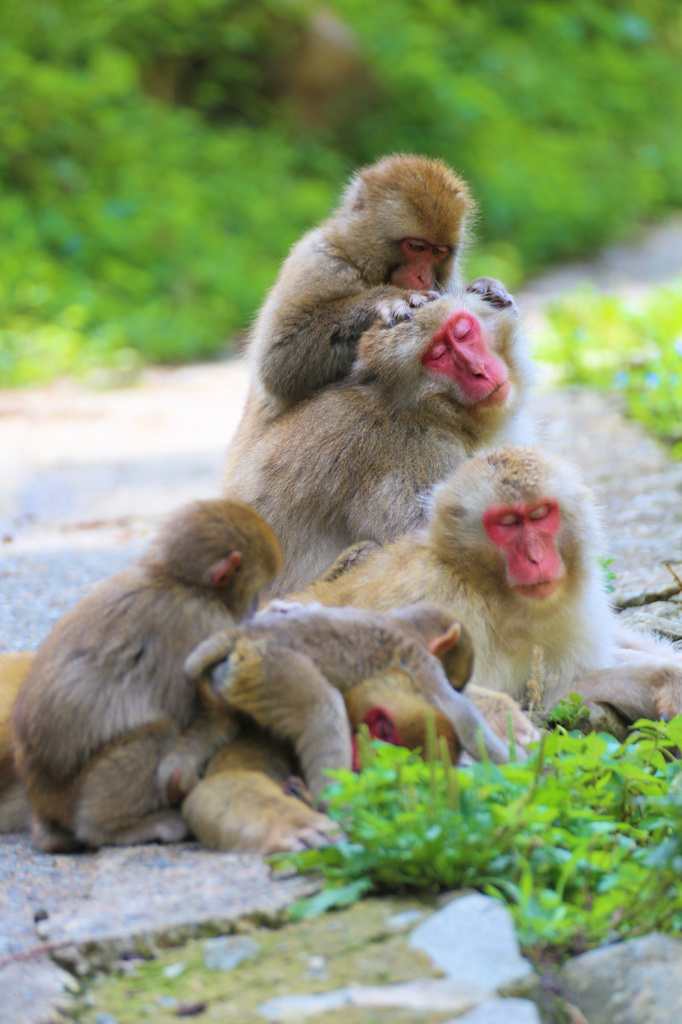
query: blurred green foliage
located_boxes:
[536,279,682,456]
[1,0,682,382]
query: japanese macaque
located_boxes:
[182,602,511,800]
[10,500,282,852]
[248,154,514,412]
[180,602,539,854]
[294,446,682,722]
[225,289,534,596]
[0,653,33,832]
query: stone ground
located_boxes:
[2,216,682,1023]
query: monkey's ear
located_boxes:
[428,622,462,659]
[210,551,242,589]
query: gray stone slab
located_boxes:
[564,933,682,1024]
[442,998,541,1024]
[408,894,534,994]
[258,978,480,1020]
[0,957,77,1024]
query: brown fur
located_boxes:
[10,500,282,851]
[226,289,534,596]
[182,602,511,801]
[294,445,682,722]
[0,652,33,832]
[249,154,474,411]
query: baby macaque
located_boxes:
[10,500,282,851]
[295,446,682,723]
[226,289,534,595]
[249,153,514,411]
[182,601,512,800]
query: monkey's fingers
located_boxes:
[467,277,517,311]
[183,630,241,681]
[406,290,440,308]
[374,297,414,328]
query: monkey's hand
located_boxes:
[374,290,440,328]
[157,751,203,806]
[467,277,517,312]
[184,628,241,682]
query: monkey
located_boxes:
[292,446,682,724]
[0,653,33,832]
[225,289,535,596]
[10,500,282,852]
[247,154,515,413]
[181,602,513,801]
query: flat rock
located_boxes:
[0,956,77,1024]
[258,978,480,1020]
[564,933,682,1024]
[442,997,541,1024]
[408,894,534,994]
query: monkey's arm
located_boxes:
[209,644,353,798]
[259,287,435,405]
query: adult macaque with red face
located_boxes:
[245,154,514,414]
[296,446,682,723]
[225,290,534,596]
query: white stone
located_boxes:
[203,934,260,971]
[442,997,541,1024]
[258,979,480,1020]
[408,894,533,993]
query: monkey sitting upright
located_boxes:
[226,289,535,596]
[247,153,514,413]
[295,446,682,724]
[10,500,282,852]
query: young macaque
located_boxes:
[10,500,282,852]
[295,446,682,723]
[225,289,534,596]
[248,153,513,412]
[182,601,512,801]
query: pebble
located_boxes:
[203,934,261,971]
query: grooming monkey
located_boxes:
[10,500,282,851]
[226,289,534,596]
[294,446,682,722]
[248,153,514,412]
[181,602,538,854]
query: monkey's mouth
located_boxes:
[514,579,561,600]
[474,379,510,407]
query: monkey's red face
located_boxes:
[351,706,405,770]
[390,238,451,291]
[482,500,563,599]
[421,310,510,406]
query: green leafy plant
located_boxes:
[280,717,682,955]
[2,1,682,382]
[536,281,682,456]
[547,692,593,730]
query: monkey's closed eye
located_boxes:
[497,514,520,527]
[528,504,551,521]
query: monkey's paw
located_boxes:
[375,291,438,328]
[652,665,682,720]
[467,277,517,312]
[269,814,345,855]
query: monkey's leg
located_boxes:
[157,705,240,806]
[211,646,353,798]
[183,730,343,855]
[568,662,682,723]
[73,721,189,848]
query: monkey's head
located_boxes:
[354,290,532,430]
[345,675,461,769]
[338,154,472,290]
[150,500,283,620]
[429,446,601,608]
